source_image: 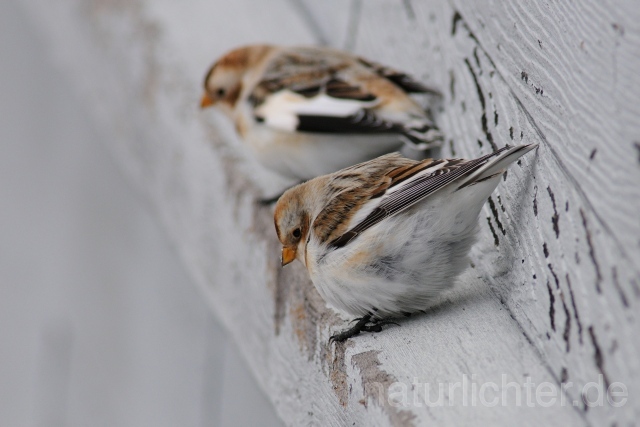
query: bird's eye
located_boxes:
[292,228,301,239]
[216,88,226,97]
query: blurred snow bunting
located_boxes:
[200,44,443,180]
[274,143,538,342]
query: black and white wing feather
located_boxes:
[328,144,537,249]
[249,48,441,147]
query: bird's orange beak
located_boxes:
[200,93,214,109]
[281,246,297,267]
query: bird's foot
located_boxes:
[361,319,400,333]
[329,315,399,343]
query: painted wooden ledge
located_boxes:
[21,0,639,425]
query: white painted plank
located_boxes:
[18,0,635,425]
[340,1,639,425]
[448,0,640,262]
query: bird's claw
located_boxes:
[329,316,400,343]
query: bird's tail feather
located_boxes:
[460,143,538,189]
[399,120,444,151]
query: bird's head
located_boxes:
[200,45,272,114]
[274,187,311,267]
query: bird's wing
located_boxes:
[357,57,441,95]
[311,153,415,246]
[250,49,420,135]
[326,145,536,249]
[251,84,395,134]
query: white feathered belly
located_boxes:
[306,176,502,318]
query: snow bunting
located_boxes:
[274,143,538,341]
[200,44,443,180]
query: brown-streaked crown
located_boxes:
[202,45,274,108]
[274,188,311,249]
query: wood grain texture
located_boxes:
[21,0,638,425]
[340,0,640,425]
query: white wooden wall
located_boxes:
[18,0,640,425]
